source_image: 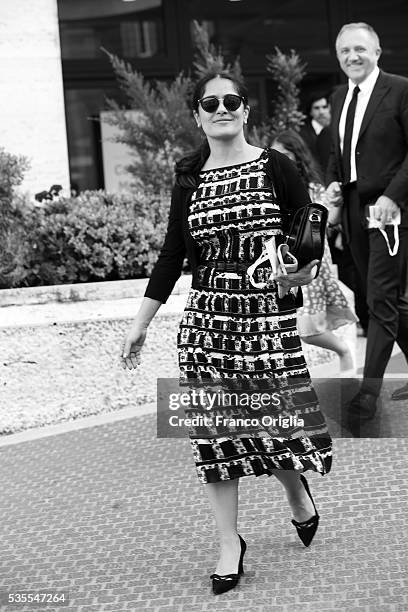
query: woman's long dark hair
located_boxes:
[273,129,323,187]
[175,70,249,188]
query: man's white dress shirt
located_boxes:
[339,65,380,182]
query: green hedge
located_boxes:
[0,148,31,289]
[3,189,171,288]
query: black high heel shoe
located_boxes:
[291,475,319,547]
[210,534,246,595]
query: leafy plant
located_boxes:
[191,20,242,80]
[0,148,31,288]
[101,20,246,194]
[102,52,199,194]
[248,48,307,147]
[266,47,307,132]
[22,190,170,286]
[0,148,30,220]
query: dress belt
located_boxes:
[203,261,250,272]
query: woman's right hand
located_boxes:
[121,322,148,370]
[274,259,320,289]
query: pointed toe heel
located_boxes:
[210,534,246,595]
[292,475,320,547]
[291,514,319,547]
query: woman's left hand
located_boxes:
[274,259,320,289]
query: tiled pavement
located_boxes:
[1,413,408,612]
[1,288,408,612]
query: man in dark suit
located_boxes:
[300,92,331,170]
[326,22,408,420]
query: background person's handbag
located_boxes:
[284,203,328,275]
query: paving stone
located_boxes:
[0,415,407,611]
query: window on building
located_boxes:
[186,0,331,71]
[58,0,164,60]
[65,88,123,192]
[185,0,335,119]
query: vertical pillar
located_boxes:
[0,0,70,196]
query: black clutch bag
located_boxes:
[284,203,328,274]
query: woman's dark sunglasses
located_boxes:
[198,94,244,113]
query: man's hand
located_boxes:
[325,181,343,207]
[274,259,320,289]
[372,195,400,227]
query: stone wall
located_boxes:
[0,0,70,196]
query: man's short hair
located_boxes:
[336,22,381,50]
[306,92,330,115]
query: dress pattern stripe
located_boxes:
[177,151,332,484]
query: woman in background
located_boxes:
[272,129,357,373]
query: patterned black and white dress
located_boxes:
[177,150,332,485]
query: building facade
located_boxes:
[2,1,407,194]
[0,0,70,195]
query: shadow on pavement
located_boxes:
[315,377,408,438]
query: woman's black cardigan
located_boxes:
[144,149,311,305]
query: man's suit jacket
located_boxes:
[326,70,408,214]
[300,120,318,160]
[315,127,333,175]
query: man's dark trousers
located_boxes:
[343,183,408,396]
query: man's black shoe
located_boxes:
[347,391,378,421]
[345,391,379,437]
[391,383,408,401]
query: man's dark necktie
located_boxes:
[342,85,360,184]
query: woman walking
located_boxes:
[122,71,332,594]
